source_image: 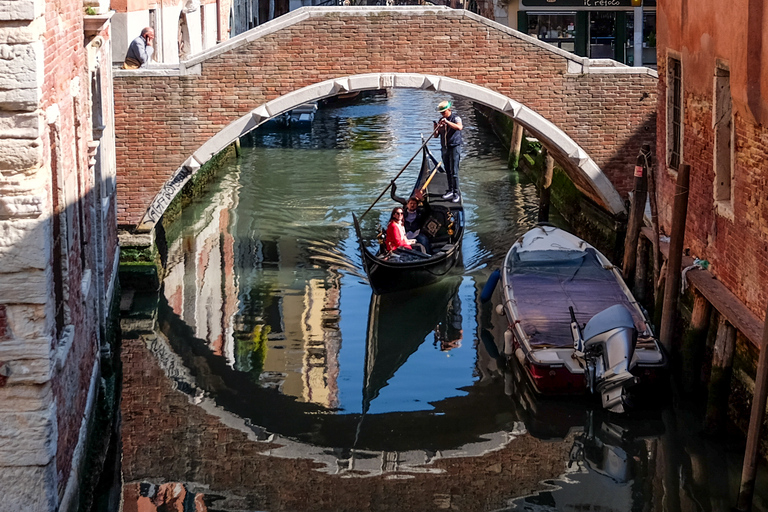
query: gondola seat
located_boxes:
[422,206,452,240]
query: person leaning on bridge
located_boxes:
[123,27,155,69]
[433,100,463,203]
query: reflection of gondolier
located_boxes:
[435,294,462,351]
[433,100,463,203]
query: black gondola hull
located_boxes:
[358,239,463,294]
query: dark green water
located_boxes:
[116,89,768,512]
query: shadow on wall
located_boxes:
[0,173,120,512]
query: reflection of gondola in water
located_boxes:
[361,277,462,415]
[353,143,465,294]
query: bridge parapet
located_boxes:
[114,6,657,230]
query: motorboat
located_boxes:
[484,223,667,413]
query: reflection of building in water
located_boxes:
[300,274,341,408]
[163,174,240,361]
[162,169,343,407]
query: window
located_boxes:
[527,13,577,52]
[667,57,683,170]
[49,123,67,341]
[714,65,733,203]
[149,9,160,61]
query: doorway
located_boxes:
[589,12,616,59]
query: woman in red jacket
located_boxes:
[385,207,426,254]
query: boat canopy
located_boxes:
[513,225,588,263]
[505,247,647,349]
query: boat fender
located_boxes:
[515,347,526,366]
[480,269,501,303]
[495,304,505,317]
[504,329,515,356]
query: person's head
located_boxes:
[390,206,404,223]
[406,197,419,212]
[141,27,155,42]
[437,100,452,118]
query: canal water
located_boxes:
[116,89,768,512]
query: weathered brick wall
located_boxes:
[0,1,120,510]
[657,1,768,319]
[41,0,100,497]
[113,9,657,227]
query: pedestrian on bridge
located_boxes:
[123,27,155,69]
[434,100,463,203]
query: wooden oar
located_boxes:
[359,127,439,220]
[413,161,443,201]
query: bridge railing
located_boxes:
[323,0,485,15]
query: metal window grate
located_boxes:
[669,58,682,169]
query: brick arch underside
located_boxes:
[113,9,657,231]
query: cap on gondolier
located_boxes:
[437,100,452,112]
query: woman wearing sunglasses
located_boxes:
[385,207,427,254]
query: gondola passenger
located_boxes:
[385,207,427,255]
[391,181,432,254]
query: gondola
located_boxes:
[353,144,464,294]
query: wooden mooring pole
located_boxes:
[634,236,650,303]
[508,122,524,170]
[646,149,662,301]
[704,315,736,435]
[736,300,768,511]
[659,163,690,353]
[622,144,650,283]
[537,149,554,223]
[682,289,711,394]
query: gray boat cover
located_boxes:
[506,248,647,349]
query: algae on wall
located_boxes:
[118,143,239,274]
[473,103,627,261]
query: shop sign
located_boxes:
[522,0,635,6]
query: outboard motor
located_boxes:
[570,305,638,413]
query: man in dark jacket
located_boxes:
[434,100,463,203]
[391,182,431,254]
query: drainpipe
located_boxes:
[633,6,643,66]
[216,0,222,42]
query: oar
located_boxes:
[413,161,443,201]
[359,127,439,220]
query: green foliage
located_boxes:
[235,324,270,378]
[85,6,97,15]
[120,247,153,263]
[524,138,543,156]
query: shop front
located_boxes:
[508,0,656,67]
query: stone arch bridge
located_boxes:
[113,6,657,232]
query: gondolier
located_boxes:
[434,100,463,203]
